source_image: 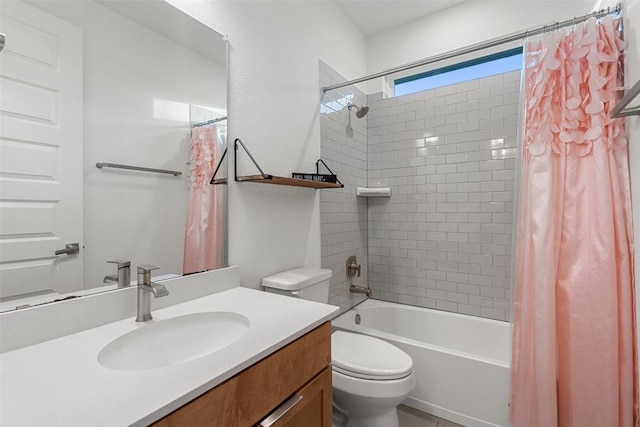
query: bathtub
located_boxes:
[332,299,511,427]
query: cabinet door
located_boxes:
[257,367,332,427]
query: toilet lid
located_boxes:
[331,331,413,380]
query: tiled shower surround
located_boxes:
[366,71,520,321]
[319,62,369,313]
[320,62,519,321]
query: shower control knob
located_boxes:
[346,255,361,278]
[350,262,361,277]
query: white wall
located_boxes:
[168,0,368,288]
[365,1,589,93]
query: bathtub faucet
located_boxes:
[350,285,372,297]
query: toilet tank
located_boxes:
[261,267,332,303]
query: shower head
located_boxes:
[347,103,369,119]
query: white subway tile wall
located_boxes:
[319,61,368,313]
[320,62,519,321]
[367,70,520,321]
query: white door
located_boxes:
[0,1,83,298]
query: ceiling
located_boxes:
[97,0,227,66]
[335,0,467,37]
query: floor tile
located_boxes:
[397,405,464,427]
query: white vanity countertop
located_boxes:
[0,287,338,426]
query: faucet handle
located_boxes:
[107,260,130,268]
[137,264,159,274]
[350,261,361,277]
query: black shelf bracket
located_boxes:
[315,159,343,187]
[209,146,228,185]
[211,138,273,184]
[233,138,272,182]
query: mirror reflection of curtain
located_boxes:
[183,126,223,274]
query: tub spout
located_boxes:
[350,285,372,297]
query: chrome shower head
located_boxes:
[347,103,369,119]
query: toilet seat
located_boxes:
[331,331,413,380]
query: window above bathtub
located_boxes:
[393,47,523,97]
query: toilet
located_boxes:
[262,267,415,427]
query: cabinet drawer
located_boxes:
[153,322,331,426]
[256,367,332,427]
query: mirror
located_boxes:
[0,0,228,311]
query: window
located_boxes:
[394,47,523,97]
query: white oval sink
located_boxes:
[98,312,250,371]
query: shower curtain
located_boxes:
[510,15,638,426]
[183,125,223,275]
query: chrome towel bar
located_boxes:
[96,162,182,176]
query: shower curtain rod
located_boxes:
[192,115,227,128]
[322,5,622,92]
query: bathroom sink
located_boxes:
[97,312,250,370]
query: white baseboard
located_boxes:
[403,396,507,427]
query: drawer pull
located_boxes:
[259,394,303,426]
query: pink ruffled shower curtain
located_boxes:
[183,126,223,275]
[510,15,638,426]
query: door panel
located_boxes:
[0,1,83,298]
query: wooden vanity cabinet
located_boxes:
[152,321,332,427]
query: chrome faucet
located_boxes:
[350,285,372,297]
[104,260,131,288]
[136,264,169,322]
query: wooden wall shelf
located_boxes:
[237,175,343,189]
[210,139,343,190]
